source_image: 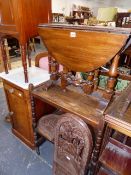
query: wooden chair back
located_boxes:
[35,51,49,67]
[54,113,93,175]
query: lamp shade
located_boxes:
[97,7,118,22]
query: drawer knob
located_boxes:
[18,93,22,97]
[9,88,14,94]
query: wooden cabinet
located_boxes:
[3,80,35,148]
[3,79,55,149]
[1,67,55,149]
[0,0,52,82]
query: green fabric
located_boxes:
[80,73,130,91]
[99,75,130,91]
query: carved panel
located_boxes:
[54,113,93,175]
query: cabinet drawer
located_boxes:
[4,83,24,98]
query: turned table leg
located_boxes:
[107,55,120,93]
[0,38,9,74]
[27,41,32,67]
[4,39,11,70]
[20,44,28,83]
[90,120,105,175]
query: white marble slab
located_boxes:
[0,66,50,89]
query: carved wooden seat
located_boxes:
[53,113,93,175]
[37,113,63,142]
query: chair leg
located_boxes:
[36,146,40,155]
[35,136,47,155]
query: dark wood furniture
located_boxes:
[30,24,131,174]
[66,9,92,25]
[116,12,131,69]
[0,0,52,82]
[52,13,65,23]
[98,83,131,175]
[116,12,131,28]
[124,48,131,69]
[54,113,93,175]
[72,10,91,19]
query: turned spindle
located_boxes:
[21,44,28,83]
[107,55,119,93]
[50,58,59,81]
[4,39,11,70]
[0,38,9,74]
[83,71,94,94]
[27,40,32,67]
[93,69,99,91]
[61,66,69,91]
[48,54,52,74]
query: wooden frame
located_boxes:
[35,51,49,67]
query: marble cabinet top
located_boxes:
[0,66,50,89]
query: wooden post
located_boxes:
[107,55,120,93]
[0,38,9,74]
[83,71,94,94]
[29,84,39,154]
[90,120,105,175]
[50,58,59,81]
[4,39,11,70]
[93,69,99,91]
[48,54,52,74]
[61,66,68,91]
[20,44,28,83]
[27,41,32,67]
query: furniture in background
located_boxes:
[98,83,131,175]
[116,12,131,71]
[66,6,92,25]
[116,12,131,27]
[52,13,65,23]
[124,47,131,68]
[30,24,131,174]
[0,0,51,82]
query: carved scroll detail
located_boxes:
[54,113,93,175]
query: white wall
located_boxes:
[86,0,131,16]
[52,0,91,15]
[52,0,131,16]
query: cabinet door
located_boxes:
[4,84,31,141]
[0,0,15,25]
